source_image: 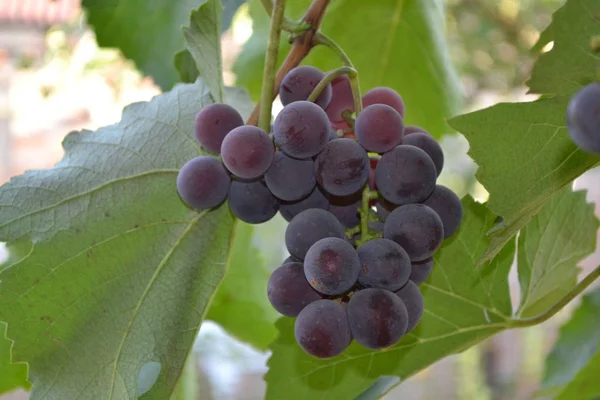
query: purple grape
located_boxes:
[304,237,361,295]
[404,126,430,136]
[410,258,433,285]
[221,125,274,179]
[402,132,444,176]
[194,103,243,153]
[394,280,424,333]
[264,152,316,201]
[567,83,600,153]
[347,288,408,349]
[279,187,329,222]
[273,101,330,159]
[294,299,352,358]
[384,204,444,262]
[328,191,362,228]
[283,255,303,264]
[357,238,411,291]
[267,262,322,317]
[228,180,279,224]
[176,156,230,209]
[325,75,354,125]
[280,66,332,109]
[422,185,463,238]
[355,104,404,153]
[314,138,369,197]
[285,208,345,259]
[362,87,405,117]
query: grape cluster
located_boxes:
[176,65,463,359]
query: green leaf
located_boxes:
[0,322,29,394]
[183,0,225,102]
[556,351,600,400]
[264,197,516,399]
[541,287,600,398]
[516,187,599,318]
[0,81,255,399]
[235,0,461,138]
[83,0,204,90]
[174,51,200,84]
[448,0,600,263]
[170,355,199,400]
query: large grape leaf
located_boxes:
[448,0,600,262]
[0,81,254,399]
[541,287,600,398]
[0,322,29,394]
[264,197,516,399]
[516,187,598,318]
[234,0,461,138]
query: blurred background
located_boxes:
[0,0,599,399]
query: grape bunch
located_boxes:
[175,65,463,359]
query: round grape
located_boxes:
[228,180,279,224]
[375,145,437,205]
[285,208,345,259]
[402,132,444,176]
[294,299,352,359]
[304,237,361,295]
[394,280,424,333]
[221,125,274,179]
[325,75,354,125]
[328,191,362,229]
[267,262,322,317]
[362,87,405,117]
[273,101,330,159]
[176,156,230,210]
[384,204,444,262]
[314,138,369,197]
[404,126,430,136]
[410,258,433,285]
[567,83,600,153]
[422,185,463,238]
[283,255,302,264]
[280,66,332,109]
[355,104,404,153]
[347,288,408,350]
[279,187,329,222]
[265,152,315,201]
[194,103,243,153]
[357,238,411,291]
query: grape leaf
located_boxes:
[83,0,204,90]
[516,187,599,318]
[264,197,516,399]
[541,286,600,398]
[183,0,225,102]
[0,81,254,399]
[174,51,200,84]
[235,0,461,138]
[448,0,600,263]
[555,351,600,400]
[0,322,29,394]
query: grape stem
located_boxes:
[260,0,312,34]
[355,188,379,247]
[258,0,286,132]
[306,66,356,102]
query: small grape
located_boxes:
[314,138,369,197]
[410,258,433,285]
[265,152,316,201]
[375,145,437,205]
[228,180,279,224]
[194,103,244,153]
[404,126,430,136]
[422,185,463,238]
[347,288,408,349]
[280,66,332,109]
[285,208,345,259]
[283,255,302,264]
[294,299,352,358]
[394,281,424,333]
[328,127,340,141]
[357,239,411,291]
[328,191,362,229]
[402,132,444,176]
[362,87,405,117]
[279,187,329,222]
[376,198,397,220]
[267,262,322,317]
[325,75,354,126]
[273,101,330,159]
[384,204,444,262]
[304,237,361,295]
[221,125,274,179]
[176,156,230,210]
[355,104,404,153]
[567,83,600,153]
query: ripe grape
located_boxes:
[283,255,302,264]
[404,126,429,136]
[328,127,340,141]
[384,204,444,261]
[355,104,404,153]
[347,288,408,349]
[567,83,600,153]
[422,185,463,238]
[194,103,244,153]
[273,101,330,159]
[402,132,444,176]
[375,145,437,205]
[376,198,397,220]
[294,299,352,358]
[314,138,369,196]
[267,262,322,317]
[362,87,405,117]
[325,75,354,127]
[280,66,332,109]
[221,125,274,179]
[357,239,411,291]
[304,237,361,295]
[410,258,434,285]
[328,191,362,228]
[279,187,329,222]
[285,208,345,259]
[228,180,279,224]
[265,152,315,201]
[394,280,424,333]
[176,156,230,210]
